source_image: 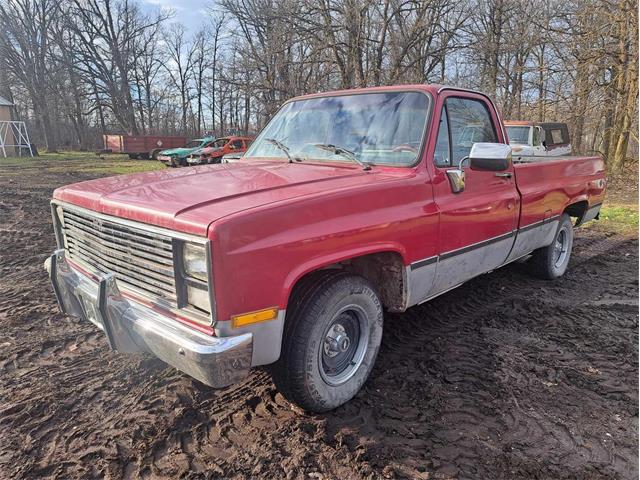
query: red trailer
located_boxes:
[103,135,187,160]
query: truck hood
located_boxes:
[53,160,399,236]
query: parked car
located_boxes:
[157,136,216,167]
[186,136,253,165]
[505,121,572,156]
[103,134,187,160]
[45,85,605,412]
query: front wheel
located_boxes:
[272,272,383,412]
[530,213,574,279]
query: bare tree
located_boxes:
[0,0,60,150]
[67,0,168,135]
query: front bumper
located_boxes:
[158,155,179,166]
[45,249,252,388]
[186,156,205,165]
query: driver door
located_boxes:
[430,93,519,294]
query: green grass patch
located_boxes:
[586,203,639,234]
[0,151,165,175]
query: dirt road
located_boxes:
[0,160,637,479]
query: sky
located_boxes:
[143,0,213,30]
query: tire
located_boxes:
[271,272,383,412]
[150,149,162,160]
[530,213,574,279]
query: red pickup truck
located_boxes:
[46,85,605,412]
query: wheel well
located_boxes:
[292,252,407,312]
[564,200,589,226]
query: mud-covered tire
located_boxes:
[530,213,574,279]
[272,272,383,412]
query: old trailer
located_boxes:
[103,135,187,159]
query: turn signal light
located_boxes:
[231,307,278,328]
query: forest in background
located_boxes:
[0,0,637,170]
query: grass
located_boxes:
[0,150,165,175]
[586,203,639,234]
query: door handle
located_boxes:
[495,172,512,178]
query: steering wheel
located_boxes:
[392,143,419,153]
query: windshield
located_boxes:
[506,126,530,145]
[244,91,430,166]
[211,138,228,148]
[186,140,204,148]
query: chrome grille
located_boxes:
[59,207,177,305]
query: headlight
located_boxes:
[186,284,210,313]
[183,243,208,282]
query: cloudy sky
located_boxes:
[143,0,213,30]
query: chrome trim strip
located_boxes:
[517,218,545,233]
[410,255,437,271]
[518,214,561,233]
[410,216,564,271]
[439,230,516,261]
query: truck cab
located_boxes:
[46,85,605,412]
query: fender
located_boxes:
[280,242,409,309]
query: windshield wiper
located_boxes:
[313,143,371,171]
[265,138,295,163]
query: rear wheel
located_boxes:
[271,272,383,412]
[530,213,574,279]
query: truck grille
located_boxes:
[59,207,177,305]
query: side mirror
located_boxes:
[468,143,512,171]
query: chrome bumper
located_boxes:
[45,249,252,388]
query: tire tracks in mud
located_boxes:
[0,167,637,479]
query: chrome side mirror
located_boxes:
[468,143,512,171]
[446,156,468,194]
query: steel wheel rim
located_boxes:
[554,228,569,268]
[319,304,368,386]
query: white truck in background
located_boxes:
[505,121,572,157]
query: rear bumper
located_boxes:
[45,249,252,388]
[581,202,602,225]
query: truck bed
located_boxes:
[513,155,595,163]
[513,154,606,228]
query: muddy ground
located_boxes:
[0,158,637,480]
